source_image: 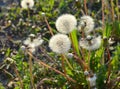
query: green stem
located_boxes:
[61,55,66,75]
[29,55,36,89]
[28,9,30,19]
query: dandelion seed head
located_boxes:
[24,34,43,47]
[49,34,71,54]
[23,38,31,45]
[87,74,97,87]
[79,36,101,50]
[21,0,34,9]
[56,14,77,34]
[23,34,43,53]
[78,15,94,35]
[33,37,43,47]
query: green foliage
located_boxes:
[0,83,5,89]
[103,22,112,37]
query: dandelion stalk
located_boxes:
[80,29,86,61]
[106,47,112,86]
[88,50,91,68]
[110,0,115,21]
[61,54,73,70]
[61,54,66,75]
[27,51,76,83]
[73,54,89,71]
[44,16,54,36]
[13,64,23,89]
[84,0,88,15]
[29,55,36,89]
[28,8,30,19]
[102,0,105,28]
[116,0,119,20]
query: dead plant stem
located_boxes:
[61,54,73,70]
[44,17,54,36]
[27,51,76,83]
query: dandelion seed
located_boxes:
[8,20,12,24]
[55,14,77,34]
[67,53,73,58]
[108,38,115,45]
[21,0,34,9]
[84,70,89,76]
[20,45,26,51]
[41,12,46,17]
[49,34,71,54]
[19,18,23,22]
[78,15,94,35]
[29,34,35,38]
[79,35,101,50]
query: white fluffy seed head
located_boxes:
[23,37,43,48]
[49,34,71,54]
[79,36,101,51]
[23,35,43,53]
[78,15,94,35]
[33,37,43,47]
[55,14,77,34]
[21,0,34,9]
[87,74,97,87]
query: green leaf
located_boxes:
[103,23,112,37]
[5,48,11,57]
[70,30,80,56]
